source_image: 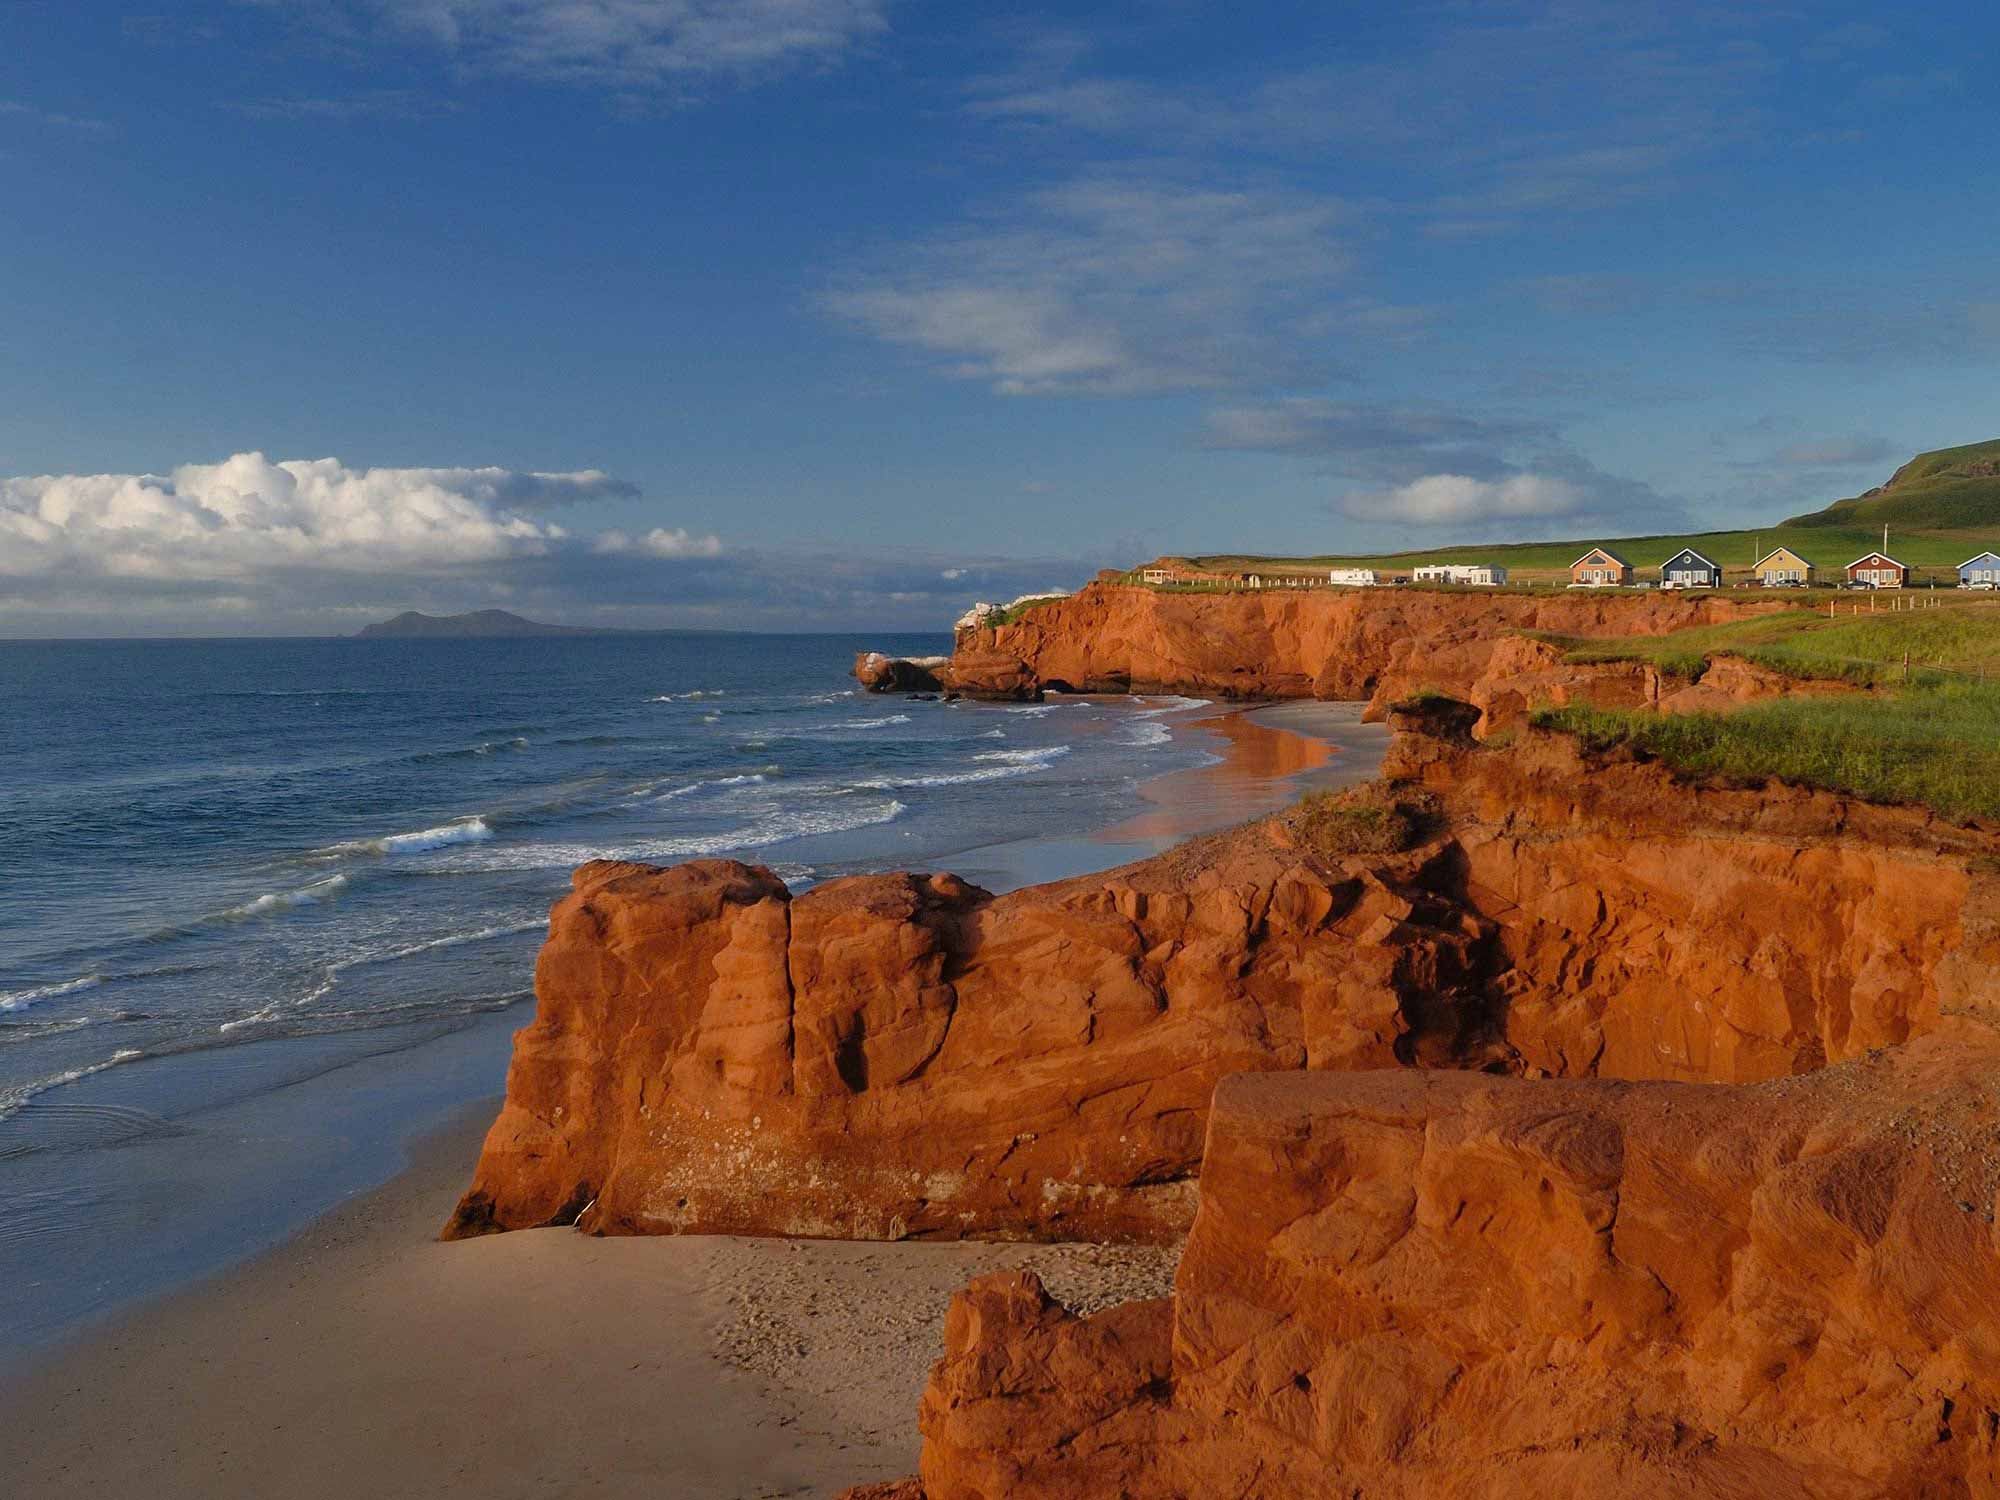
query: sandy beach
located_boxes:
[0,697,1372,1499]
[0,1100,1174,1499]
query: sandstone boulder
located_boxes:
[898,1043,2000,1498]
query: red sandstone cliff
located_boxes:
[447,702,1985,1247]
[899,1034,2000,1498]
[930,581,1786,706]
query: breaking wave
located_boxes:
[326,818,495,857]
[0,975,102,1013]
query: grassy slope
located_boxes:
[1547,597,2000,683]
[1184,440,2000,582]
[1528,597,2000,820]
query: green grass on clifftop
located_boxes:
[1543,597,2000,685]
[1535,680,2000,822]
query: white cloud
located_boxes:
[1339,472,1589,526]
[594,525,723,558]
[827,175,1351,395]
[256,0,892,89]
[0,452,638,581]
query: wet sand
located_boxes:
[0,696,1370,1499]
[942,697,1387,891]
[0,1101,1175,1499]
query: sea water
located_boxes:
[0,633,1218,1352]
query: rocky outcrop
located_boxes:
[445,831,1505,1243]
[895,1033,2000,1499]
[854,647,1041,700]
[1390,634,1863,738]
[853,651,947,693]
[948,580,1784,704]
[448,704,1989,1246]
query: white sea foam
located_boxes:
[1132,695,1211,718]
[326,817,495,857]
[221,874,349,920]
[857,745,1068,789]
[218,920,547,1033]
[1006,704,1057,716]
[828,714,912,730]
[0,1048,146,1121]
[972,746,1071,765]
[0,975,102,1013]
[1121,721,1174,747]
[427,798,907,872]
[649,689,727,702]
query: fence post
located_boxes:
[1904,650,1911,682]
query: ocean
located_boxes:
[0,632,1223,1353]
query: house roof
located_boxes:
[1755,546,1813,568]
[1844,552,1907,569]
[1958,552,2000,568]
[1568,546,1632,569]
[1661,547,1719,570]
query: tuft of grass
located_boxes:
[1290,791,1417,857]
[1532,676,2000,821]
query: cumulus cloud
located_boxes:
[827,175,1352,395]
[250,0,892,90]
[0,451,1106,636]
[594,525,723,558]
[0,452,683,590]
[1340,472,1586,525]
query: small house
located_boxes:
[1412,563,1508,586]
[1140,567,1175,585]
[1845,552,1908,589]
[1327,567,1381,587]
[1753,546,1815,587]
[1958,552,2000,588]
[1660,548,1721,589]
[1568,547,1632,588]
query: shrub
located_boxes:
[1290,791,1417,857]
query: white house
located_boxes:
[1412,563,1508,587]
[1327,567,1381,587]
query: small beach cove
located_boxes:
[0,691,1384,1499]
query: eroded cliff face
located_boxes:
[446,704,1990,1248]
[905,1034,2000,1499]
[939,582,1785,707]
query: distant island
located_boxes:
[355,609,618,639]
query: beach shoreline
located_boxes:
[0,695,1377,1499]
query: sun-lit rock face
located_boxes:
[948,579,1784,705]
[446,705,1991,1255]
[897,1036,2000,1499]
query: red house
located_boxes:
[1844,552,1908,589]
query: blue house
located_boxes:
[1960,552,2000,588]
[1660,547,1721,589]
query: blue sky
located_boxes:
[2,0,1996,633]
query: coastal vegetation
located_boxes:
[1288,789,1417,857]
[1525,593,2000,820]
[1534,681,2000,822]
[1543,596,2000,684]
[1179,438,2000,587]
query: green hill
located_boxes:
[1181,438,2000,584]
[1782,437,2000,534]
